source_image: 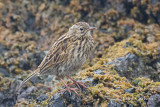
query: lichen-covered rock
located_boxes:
[105,53,159,81]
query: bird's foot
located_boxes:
[60,78,79,95]
[68,81,88,90]
[66,75,88,90]
[60,87,78,95]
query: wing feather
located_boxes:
[38,35,71,73]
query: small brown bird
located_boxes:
[18,22,95,94]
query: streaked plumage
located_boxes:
[18,22,95,92]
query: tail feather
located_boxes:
[17,69,40,92]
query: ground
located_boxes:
[0,0,160,107]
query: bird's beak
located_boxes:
[89,27,96,31]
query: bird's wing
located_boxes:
[38,34,71,74]
[17,34,72,91]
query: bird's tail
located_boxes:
[17,68,40,92]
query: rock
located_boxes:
[124,88,135,93]
[147,94,160,107]
[30,75,43,84]
[0,80,19,107]
[159,14,160,24]
[18,60,30,70]
[9,65,16,73]
[158,44,160,54]
[50,97,65,107]
[107,99,122,107]
[1,98,15,107]
[94,69,105,75]
[123,42,133,48]
[0,44,6,54]
[34,51,46,66]
[83,77,98,87]
[63,91,81,107]
[151,0,159,4]
[49,93,65,107]
[105,53,159,81]
[0,92,4,103]
[36,94,48,102]
[45,75,55,82]
[17,86,36,100]
[107,99,134,107]
[121,25,133,34]
[48,91,82,107]
[127,104,134,107]
[25,13,36,31]
[0,67,10,77]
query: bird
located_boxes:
[17,22,96,95]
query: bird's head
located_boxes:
[69,22,96,38]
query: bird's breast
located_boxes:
[70,38,94,67]
[58,37,94,76]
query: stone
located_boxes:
[50,97,65,107]
[124,88,135,93]
[36,94,48,102]
[105,53,159,81]
[0,67,10,77]
[107,99,122,107]
[147,94,160,107]
[94,69,105,75]
[0,92,4,103]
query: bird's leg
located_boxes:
[66,75,88,90]
[59,78,78,95]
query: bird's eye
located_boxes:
[80,28,83,31]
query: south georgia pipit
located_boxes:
[17,22,96,95]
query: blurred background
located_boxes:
[0,0,160,107]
